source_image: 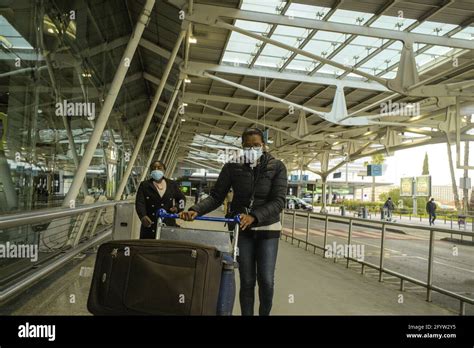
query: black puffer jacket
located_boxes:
[190,152,287,228]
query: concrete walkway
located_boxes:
[181,215,454,315]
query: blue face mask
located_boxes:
[150,170,164,181]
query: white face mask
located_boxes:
[243,146,263,165]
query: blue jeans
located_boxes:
[237,233,279,316]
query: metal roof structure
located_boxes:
[1,0,473,180]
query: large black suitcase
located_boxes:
[87,239,223,315]
[155,209,240,316]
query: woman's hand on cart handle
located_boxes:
[179,210,199,221]
[141,216,153,227]
[239,214,255,230]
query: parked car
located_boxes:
[286,196,313,211]
[302,193,315,204]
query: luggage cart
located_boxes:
[157,209,240,316]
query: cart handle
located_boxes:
[157,208,241,224]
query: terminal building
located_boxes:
[0,0,473,320]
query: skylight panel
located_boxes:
[286,3,331,20]
[258,44,289,59]
[318,64,343,76]
[241,0,287,14]
[253,55,282,68]
[222,49,253,66]
[451,26,474,40]
[222,19,271,66]
[273,25,309,38]
[370,15,416,31]
[312,30,347,43]
[410,21,458,36]
[234,19,269,33]
[226,32,260,54]
[303,39,336,56]
[332,43,371,67]
[350,35,384,48]
[359,41,402,74]
[415,45,455,69]
[381,71,397,79]
[422,45,454,58]
[286,56,313,71]
[415,53,435,68]
[254,25,309,68]
[328,9,373,25]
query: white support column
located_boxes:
[163,139,177,166]
[166,144,180,177]
[139,79,182,182]
[115,30,186,200]
[163,139,177,169]
[61,117,89,196]
[447,137,462,211]
[165,135,180,168]
[163,123,181,164]
[158,109,180,159]
[62,0,155,207]
[321,174,328,214]
[168,152,180,178]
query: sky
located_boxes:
[377,143,474,186]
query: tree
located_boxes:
[379,188,422,212]
[379,188,401,205]
[422,152,429,175]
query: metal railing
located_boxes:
[310,205,474,232]
[0,199,124,304]
[280,209,474,315]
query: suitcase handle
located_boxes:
[157,208,241,224]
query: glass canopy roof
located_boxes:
[221,0,472,80]
[191,0,473,166]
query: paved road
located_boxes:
[282,212,474,315]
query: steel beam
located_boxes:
[184,111,297,127]
[185,62,389,92]
[139,38,184,65]
[158,111,180,160]
[163,125,181,165]
[142,72,176,93]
